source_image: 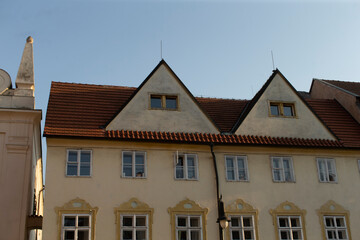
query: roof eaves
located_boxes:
[313,79,360,97]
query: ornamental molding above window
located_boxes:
[317,200,348,214]
[225,199,257,214]
[269,201,306,215]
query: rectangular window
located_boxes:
[150,94,178,110]
[269,102,296,117]
[271,157,295,182]
[317,158,337,183]
[122,151,146,178]
[225,155,249,181]
[62,214,91,240]
[66,150,92,176]
[324,216,348,240]
[121,214,148,240]
[176,215,202,240]
[277,216,303,240]
[175,153,198,180]
[229,215,256,240]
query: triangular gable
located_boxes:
[233,69,337,140]
[106,60,220,133]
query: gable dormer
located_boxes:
[234,70,337,140]
[106,60,219,134]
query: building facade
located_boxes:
[0,37,43,240]
[43,60,360,240]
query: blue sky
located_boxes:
[1,0,360,175]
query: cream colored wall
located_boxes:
[106,65,219,134]
[43,138,360,240]
[236,74,336,140]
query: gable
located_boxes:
[106,62,219,134]
[234,72,336,140]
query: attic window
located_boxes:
[269,102,295,117]
[150,94,178,110]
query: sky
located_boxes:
[1,0,360,176]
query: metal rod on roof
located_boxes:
[160,40,163,59]
[271,50,275,70]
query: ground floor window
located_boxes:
[277,216,303,240]
[176,215,202,240]
[229,215,256,240]
[121,214,148,240]
[323,216,348,240]
[62,214,91,240]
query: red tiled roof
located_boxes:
[322,80,360,96]
[44,81,360,148]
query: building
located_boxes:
[43,60,360,240]
[0,37,43,240]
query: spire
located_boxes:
[15,36,34,96]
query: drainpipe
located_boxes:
[35,186,45,240]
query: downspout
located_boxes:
[210,143,223,240]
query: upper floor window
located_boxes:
[62,214,91,240]
[225,155,249,181]
[277,216,303,240]
[175,153,198,180]
[323,216,349,240]
[176,215,202,240]
[317,158,337,183]
[229,215,256,240]
[122,151,146,178]
[269,102,296,117]
[121,214,149,240]
[66,150,92,176]
[150,94,178,110]
[271,157,295,182]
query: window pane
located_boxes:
[190,230,200,240]
[190,217,200,227]
[68,151,78,162]
[338,230,347,239]
[166,97,177,109]
[292,230,302,240]
[231,217,240,227]
[279,218,289,227]
[244,230,254,240]
[273,169,282,181]
[327,230,336,239]
[80,152,91,163]
[135,153,145,165]
[67,163,78,176]
[123,230,133,240]
[136,230,146,240]
[318,159,327,182]
[151,96,162,108]
[280,230,291,240]
[78,230,89,240]
[227,170,235,180]
[78,216,90,226]
[123,216,133,226]
[270,104,279,116]
[273,158,281,168]
[325,217,335,227]
[238,169,247,180]
[123,153,133,164]
[178,230,187,240]
[243,217,253,227]
[290,217,300,227]
[64,230,75,240]
[64,216,76,226]
[80,164,91,176]
[283,105,294,116]
[237,158,245,169]
[232,231,240,240]
[176,167,184,178]
[123,166,133,177]
[226,158,234,168]
[135,165,145,177]
[177,217,187,227]
[187,166,196,179]
[187,156,195,167]
[136,216,146,226]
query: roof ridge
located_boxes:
[51,81,137,90]
[317,79,360,84]
[196,96,249,101]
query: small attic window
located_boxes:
[150,94,178,110]
[269,102,296,117]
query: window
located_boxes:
[317,158,337,183]
[271,157,295,182]
[277,216,303,240]
[323,216,348,240]
[150,94,178,110]
[225,155,249,181]
[66,150,92,176]
[122,151,146,178]
[176,215,202,240]
[62,214,91,240]
[269,102,296,117]
[121,214,149,240]
[270,202,306,240]
[229,215,256,240]
[175,153,198,180]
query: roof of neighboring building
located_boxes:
[44,81,360,148]
[315,79,360,97]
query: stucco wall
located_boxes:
[107,65,219,134]
[43,138,360,240]
[236,74,335,140]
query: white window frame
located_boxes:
[66,149,92,177]
[120,214,149,240]
[271,156,295,182]
[122,151,147,178]
[175,215,202,240]
[229,215,256,240]
[323,216,349,240]
[225,155,249,181]
[61,214,91,240]
[174,153,199,180]
[317,158,337,183]
[277,216,303,240]
[358,159,360,174]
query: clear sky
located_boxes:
[1,0,360,175]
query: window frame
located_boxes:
[268,101,296,118]
[271,156,295,182]
[229,215,256,240]
[122,151,147,178]
[150,94,179,110]
[174,153,199,180]
[225,155,249,182]
[66,149,92,177]
[61,213,91,240]
[120,214,149,240]
[316,158,338,183]
[175,215,202,240]
[323,216,349,240]
[276,215,304,240]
